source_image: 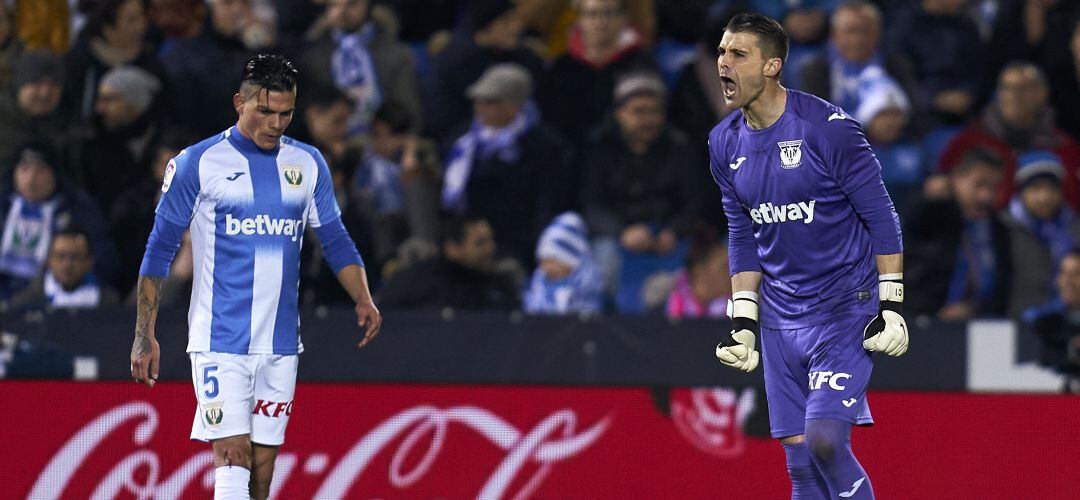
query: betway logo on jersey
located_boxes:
[224,214,304,242]
[749,200,816,225]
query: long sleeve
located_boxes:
[708,129,759,274]
[821,117,903,255]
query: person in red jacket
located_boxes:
[937,61,1080,210]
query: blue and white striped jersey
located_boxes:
[156,127,342,355]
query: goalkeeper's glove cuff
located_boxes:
[878,273,903,313]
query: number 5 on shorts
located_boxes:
[203,365,219,398]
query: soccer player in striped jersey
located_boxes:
[129,54,382,500]
[709,13,907,500]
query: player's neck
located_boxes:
[742,83,787,130]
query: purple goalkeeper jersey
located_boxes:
[709,89,903,329]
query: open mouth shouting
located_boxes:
[720,75,737,100]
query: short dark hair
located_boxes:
[953,147,1004,176]
[240,53,299,94]
[440,215,487,245]
[373,100,414,135]
[51,229,93,256]
[724,12,789,65]
[304,85,352,111]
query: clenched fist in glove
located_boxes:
[863,273,909,356]
[716,291,761,372]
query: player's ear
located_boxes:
[233,93,245,115]
[763,58,782,78]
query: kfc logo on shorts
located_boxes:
[253,399,293,418]
[809,371,851,391]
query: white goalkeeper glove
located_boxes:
[863,273,909,356]
[716,291,761,372]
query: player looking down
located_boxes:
[709,12,907,500]
[129,53,382,499]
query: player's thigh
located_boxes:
[761,326,812,439]
[805,315,875,425]
[190,352,256,443]
[250,354,299,446]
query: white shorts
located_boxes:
[189,352,298,446]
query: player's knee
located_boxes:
[806,434,837,463]
[214,441,252,468]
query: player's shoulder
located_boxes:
[788,90,849,128]
[708,110,744,149]
[171,130,230,173]
[279,135,328,165]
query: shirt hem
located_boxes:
[760,305,877,330]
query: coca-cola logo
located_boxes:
[670,387,755,458]
[29,401,611,499]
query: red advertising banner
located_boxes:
[2,381,1077,499]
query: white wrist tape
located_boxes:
[732,291,759,320]
[879,280,904,303]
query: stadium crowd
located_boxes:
[2,0,1080,378]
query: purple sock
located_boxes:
[783,441,830,499]
[804,418,874,499]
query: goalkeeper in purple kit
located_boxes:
[709,13,907,500]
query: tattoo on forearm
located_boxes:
[135,276,165,339]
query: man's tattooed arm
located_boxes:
[131,275,164,387]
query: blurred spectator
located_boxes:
[670,11,736,143]
[148,0,207,57]
[515,0,656,56]
[886,0,984,125]
[6,229,120,310]
[301,0,422,135]
[1052,16,1080,142]
[81,66,162,207]
[937,61,1080,210]
[543,0,655,145]
[905,147,1011,321]
[14,0,69,53]
[856,71,924,208]
[0,50,81,183]
[110,129,192,297]
[442,64,572,268]
[799,1,916,122]
[64,0,169,124]
[0,142,117,298]
[0,5,24,89]
[1023,248,1080,392]
[986,0,1080,91]
[664,233,730,320]
[580,72,702,284]
[1002,151,1080,318]
[378,216,519,310]
[427,0,545,141]
[161,0,254,137]
[523,212,603,315]
[354,100,441,266]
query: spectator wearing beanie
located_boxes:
[524,212,603,315]
[855,70,924,210]
[81,65,163,208]
[0,50,80,183]
[1003,150,1080,318]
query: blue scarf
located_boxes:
[0,195,59,280]
[442,101,540,212]
[826,43,884,115]
[945,219,998,307]
[332,23,382,136]
[523,255,604,315]
[355,151,405,215]
[1009,197,1077,264]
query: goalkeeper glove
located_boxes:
[863,273,909,356]
[716,291,761,372]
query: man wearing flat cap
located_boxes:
[0,50,80,183]
[442,63,572,270]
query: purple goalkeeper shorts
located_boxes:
[761,313,876,438]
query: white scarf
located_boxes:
[0,196,58,279]
[43,271,101,308]
[332,23,382,136]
